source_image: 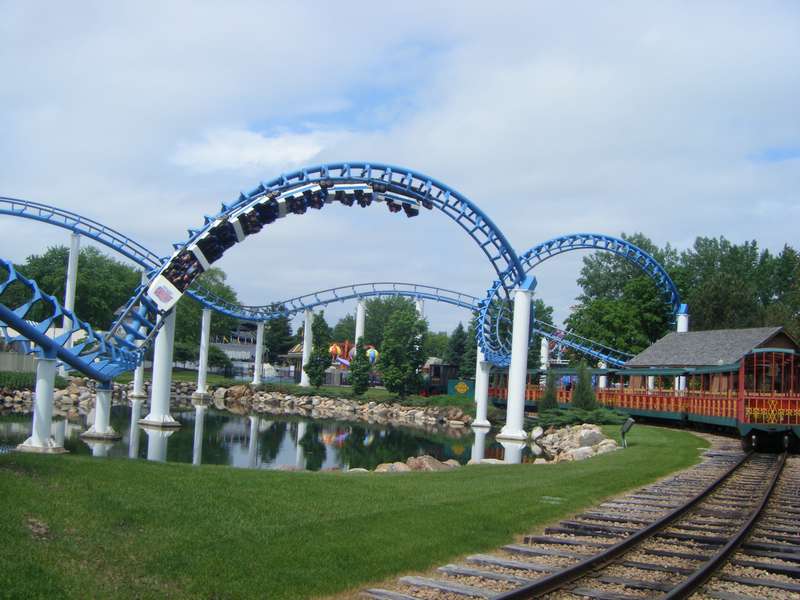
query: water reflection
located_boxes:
[0,405,549,469]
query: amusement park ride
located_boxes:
[1,162,798,455]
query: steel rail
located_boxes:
[663,451,788,599]
[494,451,754,599]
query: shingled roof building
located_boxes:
[625,327,797,369]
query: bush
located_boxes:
[572,361,598,410]
[538,372,558,411]
[0,370,68,390]
[349,342,370,396]
[537,407,627,429]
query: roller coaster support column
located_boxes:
[415,298,425,318]
[252,321,265,386]
[598,361,608,389]
[192,404,206,466]
[473,345,491,428]
[17,355,66,453]
[498,277,536,443]
[355,300,366,344]
[675,304,690,391]
[194,309,212,399]
[299,309,313,387]
[60,231,80,376]
[539,337,550,385]
[140,310,181,428]
[130,271,149,401]
[82,381,120,440]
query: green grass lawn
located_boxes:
[0,425,708,599]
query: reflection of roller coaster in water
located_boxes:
[0,162,684,451]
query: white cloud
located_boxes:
[171,129,348,174]
[1,1,798,332]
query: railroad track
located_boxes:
[363,446,799,600]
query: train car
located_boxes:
[490,326,800,446]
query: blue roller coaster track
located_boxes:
[0,165,680,379]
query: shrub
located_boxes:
[572,361,598,410]
[349,342,370,396]
[537,407,627,429]
[0,370,68,390]
[538,372,558,411]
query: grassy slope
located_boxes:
[0,425,708,599]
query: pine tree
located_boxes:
[380,304,426,398]
[349,341,370,396]
[444,322,467,366]
[572,361,598,410]
[539,372,559,411]
[459,317,479,378]
[303,347,328,388]
[303,312,333,388]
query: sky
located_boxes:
[1,1,799,335]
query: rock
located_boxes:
[595,439,618,454]
[374,462,411,473]
[406,455,450,471]
[213,387,227,400]
[226,385,250,401]
[534,458,549,464]
[346,468,369,474]
[530,442,543,457]
[564,446,594,461]
[577,425,605,448]
[443,459,461,469]
[531,426,544,440]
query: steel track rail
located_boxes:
[494,451,754,599]
[663,451,788,599]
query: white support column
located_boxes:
[473,345,491,428]
[52,419,66,447]
[501,439,526,465]
[82,381,120,439]
[252,321,265,386]
[415,298,424,318]
[193,308,212,398]
[130,271,150,401]
[675,305,690,391]
[295,421,307,469]
[355,300,366,344]
[498,280,535,442]
[247,415,259,469]
[598,361,608,389]
[299,309,313,387]
[192,404,206,466]
[140,309,181,428]
[143,427,173,462]
[59,232,80,376]
[17,357,66,453]
[129,398,143,458]
[539,337,550,385]
[647,375,656,391]
[469,425,488,464]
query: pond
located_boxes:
[0,405,539,470]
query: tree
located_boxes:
[208,345,232,370]
[264,306,293,363]
[332,314,356,341]
[379,304,426,398]
[364,296,416,349]
[444,322,467,366]
[174,268,239,345]
[459,317,479,378]
[572,361,597,410]
[539,372,559,411]
[424,330,449,359]
[350,341,371,396]
[302,312,333,388]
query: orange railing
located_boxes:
[743,395,800,425]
